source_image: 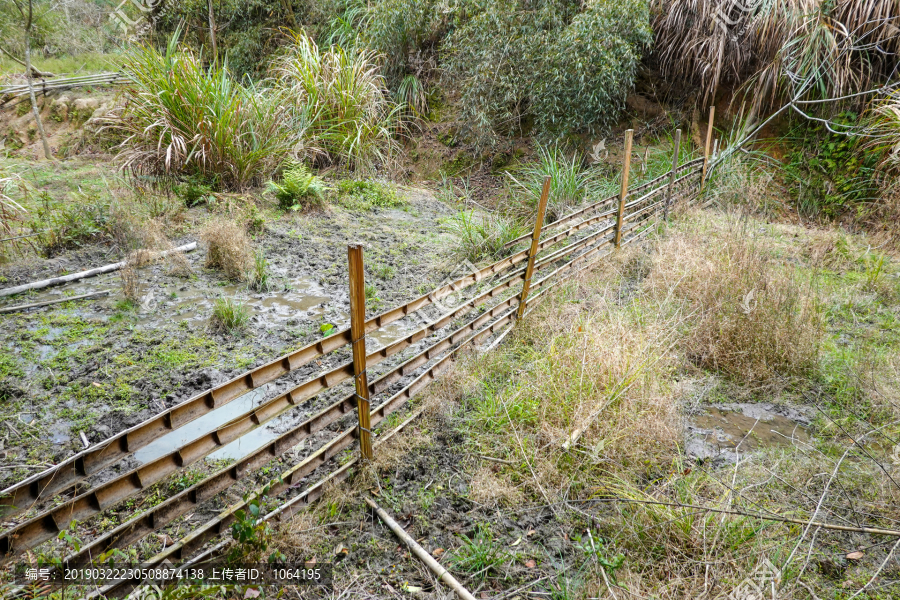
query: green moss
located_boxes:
[0,351,23,379]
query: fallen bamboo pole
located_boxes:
[0,242,196,297]
[365,496,478,600]
[0,290,109,314]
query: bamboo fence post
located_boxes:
[614,129,634,247]
[701,106,715,190]
[663,128,682,221]
[516,175,551,320]
[347,244,374,460]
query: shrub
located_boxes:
[201,218,253,281]
[506,145,599,223]
[444,0,651,144]
[442,210,526,263]
[109,31,295,191]
[267,163,330,211]
[271,32,402,173]
[211,298,250,334]
[782,112,878,219]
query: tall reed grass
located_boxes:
[271,32,402,173]
[108,32,296,191]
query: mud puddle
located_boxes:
[685,403,813,464]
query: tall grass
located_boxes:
[271,32,402,173]
[108,31,295,191]
[442,210,526,262]
[506,145,598,223]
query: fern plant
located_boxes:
[267,163,331,211]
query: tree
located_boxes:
[12,0,53,160]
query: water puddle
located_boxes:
[685,403,812,463]
[133,385,271,465]
[693,407,810,451]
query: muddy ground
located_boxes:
[0,181,460,491]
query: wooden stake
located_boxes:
[663,129,682,222]
[701,106,715,190]
[614,129,634,248]
[366,497,477,600]
[516,175,550,320]
[347,244,374,460]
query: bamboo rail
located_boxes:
[0,72,125,105]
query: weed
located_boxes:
[248,249,275,292]
[374,264,396,280]
[174,175,217,207]
[32,193,110,257]
[365,283,382,309]
[320,323,335,337]
[267,163,330,211]
[246,204,266,234]
[336,179,405,210]
[648,212,822,382]
[201,218,253,281]
[119,260,143,305]
[442,210,526,262]
[449,525,509,576]
[210,298,250,334]
[272,32,402,172]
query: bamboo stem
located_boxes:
[516,175,550,320]
[0,242,197,297]
[0,290,109,314]
[663,129,682,222]
[614,129,634,248]
[348,244,374,460]
[365,497,478,600]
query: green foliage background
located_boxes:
[149,0,652,142]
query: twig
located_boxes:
[576,498,900,537]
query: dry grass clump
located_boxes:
[119,259,143,304]
[647,211,822,383]
[201,218,253,281]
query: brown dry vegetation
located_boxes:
[201,217,253,281]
